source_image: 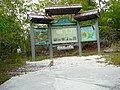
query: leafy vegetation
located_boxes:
[111,53,120,65]
[0,0,29,84]
[0,74,10,85]
[99,0,120,47]
[0,56,25,84]
[0,0,30,60]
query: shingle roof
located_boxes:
[74,9,99,21]
[45,4,82,15]
[28,14,54,24]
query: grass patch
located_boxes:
[82,52,97,56]
[82,49,120,66]
[35,54,49,61]
[27,54,49,61]
[110,53,120,65]
[0,56,25,85]
[102,50,120,65]
[0,74,10,84]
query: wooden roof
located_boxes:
[28,14,54,24]
[45,4,82,16]
[74,9,99,21]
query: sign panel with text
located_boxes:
[52,27,77,44]
[57,45,74,50]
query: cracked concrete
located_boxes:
[0,55,120,90]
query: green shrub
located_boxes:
[111,53,120,65]
[0,74,10,85]
[0,56,25,85]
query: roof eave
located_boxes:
[74,9,100,21]
[28,14,54,24]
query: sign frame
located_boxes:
[34,28,49,45]
[51,26,78,44]
[80,25,97,42]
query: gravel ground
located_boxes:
[0,55,120,90]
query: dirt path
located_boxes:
[1,55,120,90]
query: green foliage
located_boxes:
[99,0,120,47]
[106,0,120,30]
[0,74,10,85]
[0,0,28,84]
[0,0,31,60]
[0,16,23,59]
[0,56,25,84]
[100,0,120,29]
[111,53,120,65]
[35,55,49,61]
[104,52,120,65]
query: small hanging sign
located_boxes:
[57,45,74,50]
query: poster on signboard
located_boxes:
[80,25,97,42]
[34,28,48,45]
[52,27,78,44]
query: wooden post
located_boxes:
[95,19,101,55]
[77,21,82,56]
[48,23,53,59]
[30,25,35,60]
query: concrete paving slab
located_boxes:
[1,55,120,90]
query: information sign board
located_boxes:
[52,27,77,44]
[34,28,48,45]
[80,25,97,42]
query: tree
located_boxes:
[107,0,120,30]
[99,0,120,46]
[0,0,30,60]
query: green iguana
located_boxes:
[48,60,54,68]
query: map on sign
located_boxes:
[80,25,97,42]
[34,28,48,45]
[52,27,78,44]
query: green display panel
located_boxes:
[34,28,48,45]
[52,27,78,44]
[80,25,97,42]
